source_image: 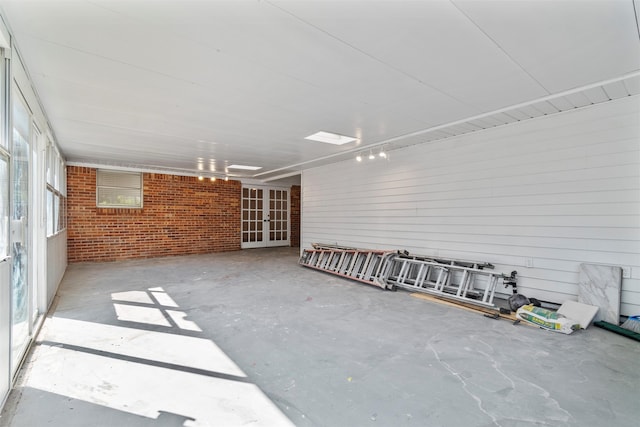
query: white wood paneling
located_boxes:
[302,96,640,315]
[46,230,67,308]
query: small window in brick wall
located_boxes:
[97,170,143,208]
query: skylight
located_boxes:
[304,131,358,145]
[227,164,262,170]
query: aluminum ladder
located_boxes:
[382,254,515,308]
[299,244,393,289]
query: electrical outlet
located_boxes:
[622,266,631,279]
[525,258,534,268]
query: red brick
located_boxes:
[290,185,300,248]
[67,166,242,262]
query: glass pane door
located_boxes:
[0,153,11,404]
[30,125,40,324]
[241,187,289,249]
[267,189,289,247]
[11,95,30,373]
[241,188,264,248]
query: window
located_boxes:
[46,139,67,237]
[97,170,142,208]
[46,188,53,236]
[46,186,66,237]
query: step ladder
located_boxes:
[299,244,393,289]
[381,254,514,308]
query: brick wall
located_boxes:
[67,166,241,262]
[290,185,300,247]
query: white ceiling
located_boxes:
[0,0,638,182]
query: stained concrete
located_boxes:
[1,247,639,427]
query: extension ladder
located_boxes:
[299,244,393,289]
[300,244,517,309]
[381,254,511,308]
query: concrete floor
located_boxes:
[1,247,639,427]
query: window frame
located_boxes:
[46,184,66,237]
[96,169,143,209]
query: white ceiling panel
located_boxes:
[271,0,548,111]
[454,0,640,92]
[0,0,637,180]
[88,0,440,109]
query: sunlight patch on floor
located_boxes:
[26,343,292,426]
[112,287,200,331]
[19,286,294,426]
[113,304,172,327]
[111,291,154,304]
[41,317,243,377]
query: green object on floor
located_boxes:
[594,320,640,342]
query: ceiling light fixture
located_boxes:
[356,154,362,162]
[225,176,229,181]
[227,164,262,170]
[210,177,216,182]
[379,146,387,158]
[198,176,204,181]
[304,131,358,145]
[368,150,375,160]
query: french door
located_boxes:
[241,187,290,248]
[10,93,30,375]
[0,152,10,406]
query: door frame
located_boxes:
[241,184,290,249]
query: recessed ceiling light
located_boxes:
[304,131,358,145]
[227,164,262,170]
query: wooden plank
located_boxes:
[408,292,537,327]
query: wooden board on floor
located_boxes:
[409,292,535,326]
